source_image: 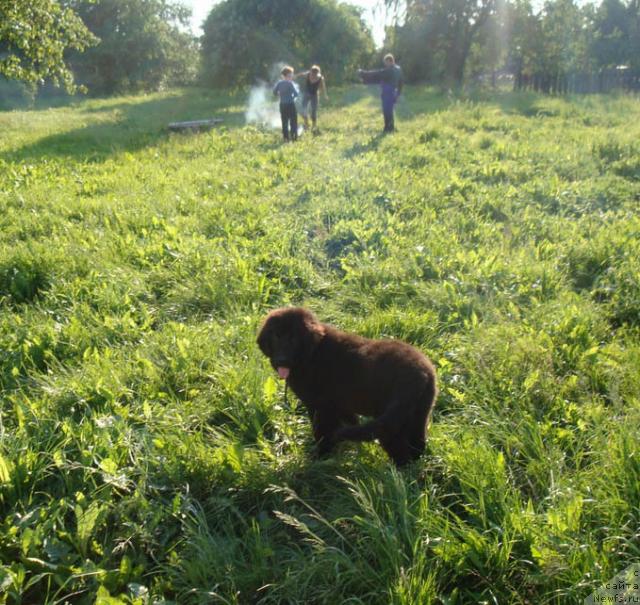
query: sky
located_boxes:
[181,0,389,47]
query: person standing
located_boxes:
[295,65,329,131]
[273,65,300,142]
[358,54,403,133]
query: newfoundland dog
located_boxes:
[257,307,437,465]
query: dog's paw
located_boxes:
[314,436,336,459]
[332,428,346,443]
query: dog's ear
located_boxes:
[301,314,325,359]
[257,322,272,357]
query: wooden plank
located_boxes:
[168,118,223,132]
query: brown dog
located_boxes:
[257,307,437,465]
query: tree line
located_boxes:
[387,0,640,91]
[0,0,198,107]
[1,0,639,108]
[0,0,374,107]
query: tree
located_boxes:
[466,0,510,83]
[201,0,375,87]
[0,0,97,92]
[539,0,593,75]
[507,0,595,91]
[386,0,496,86]
[66,0,198,95]
[503,0,541,81]
[591,0,640,71]
[630,0,640,72]
[384,5,442,83]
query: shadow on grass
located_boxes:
[477,88,558,117]
[3,85,545,164]
[1,88,247,163]
[402,85,550,120]
[342,86,457,158]
[343,132,386,158]
[4,85,383,164]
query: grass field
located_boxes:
[1,85,639,604]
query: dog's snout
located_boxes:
[272,355,289,367]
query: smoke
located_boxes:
[245,81,281,129]
[245,62,304,135]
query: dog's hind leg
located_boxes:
[333,397,407,444]
[406,379,437,461]
[340,412,359,427]
[333,417,381,443]
[404,404,430,461]
[380,435,413,466]
[336,418,413,465]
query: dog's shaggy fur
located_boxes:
[257,307,437,465]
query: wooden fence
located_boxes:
[514,69,640,94]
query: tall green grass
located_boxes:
[0,86,639,603]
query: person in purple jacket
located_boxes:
[273,65,300,142]
[358,54,404,133]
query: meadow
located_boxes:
[0,85,639,604]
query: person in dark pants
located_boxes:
[273,65,299,142]
[358,54,404,133]
[295,65,328,131]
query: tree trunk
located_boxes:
[446,34,473,87]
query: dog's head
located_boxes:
[257,307,325,379]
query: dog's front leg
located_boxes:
[311,407,340,458]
